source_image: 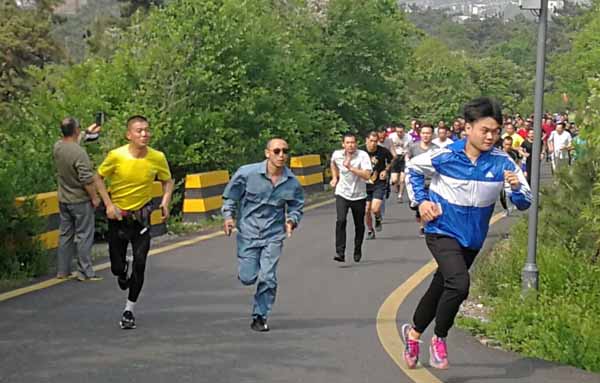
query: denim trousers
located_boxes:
[236,235,283,319]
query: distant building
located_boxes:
[15,0,88,14]
[14,0,36,8]
[454,15,471,23]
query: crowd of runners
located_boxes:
[329,97,534,370]
[52,96,584,369]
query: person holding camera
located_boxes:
[221,138,304,332]
[94,115,174,330]
[53,117,103,281]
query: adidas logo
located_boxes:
[485,171,494,178]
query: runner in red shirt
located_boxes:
[517,119,531,139]
[541,116,555,161]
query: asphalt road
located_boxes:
[1,189,599,383]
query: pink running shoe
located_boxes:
[401,323,420,369]
[429,335,449,369]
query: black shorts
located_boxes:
[391,157,405,173]
[367,182,387,202]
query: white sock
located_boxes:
[124,300,136,313]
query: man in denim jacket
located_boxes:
[222,138,304,332]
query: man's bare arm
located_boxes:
[83,180,100,208]
[330,158,340,188]
[94,174,119,220]
[159,179,175,222]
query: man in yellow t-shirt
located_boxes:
[501,122,524,149]
[95,115,174,330]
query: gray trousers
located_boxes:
[57,201,96,277]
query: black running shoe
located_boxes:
[333,254,345,263]
[250,316,269,332]
[117,275,130,290]
[366,231,376,240]
[375,217,383,232]
[353,251,362,262]
[119,310,136,330]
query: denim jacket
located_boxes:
[221,160,305,241]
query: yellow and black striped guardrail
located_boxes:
[17,155,326,249]
[16,181,166,251]
[149,181,167,237]
[290,154,324,193]
[323,164,332,184]
[15,192,60,252]
[183,170,230,223]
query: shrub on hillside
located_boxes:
[0,170,47,280]
[470,219,600,372]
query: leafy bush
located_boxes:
[0,170,47,280]
[470,224,600,371]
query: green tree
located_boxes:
[0,0,349,194]
[0,0,64,109]
[406,38,473,122]
[549,1,600,110]
[314,0,415,133]
[118,0,164,17]
[465,56,531,115]
[485,17,536,70]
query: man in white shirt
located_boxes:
[432,125,454,148]
[330,132,372,263]
[548,122,572,171]
[384,123,412,203]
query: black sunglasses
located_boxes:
[272,148,289,155]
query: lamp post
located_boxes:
[522,0,548,294]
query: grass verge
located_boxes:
[458,218,600,372]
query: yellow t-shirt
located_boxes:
[98,145,171,211]
[502,132,524,149]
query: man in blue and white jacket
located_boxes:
[400,97,532,370]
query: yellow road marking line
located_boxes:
[0,197,335,303]
[376,211,506,383]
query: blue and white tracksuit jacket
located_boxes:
[406,139,532,250]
